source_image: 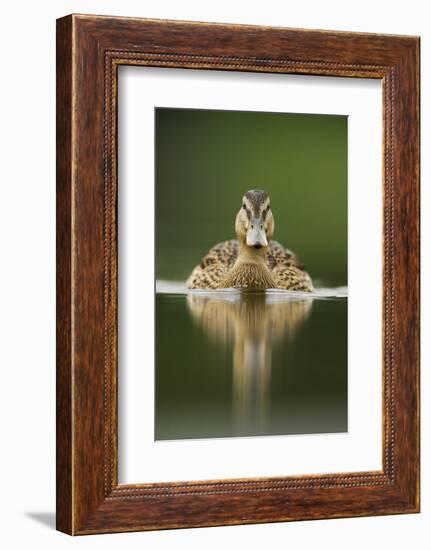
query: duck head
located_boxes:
[235,189,274,250]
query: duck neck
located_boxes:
[219,240,275,289]
[237,241,267,264]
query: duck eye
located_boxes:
[242,204,246,209]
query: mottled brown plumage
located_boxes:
[187,190,313,291]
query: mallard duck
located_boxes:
[187,189,313,291]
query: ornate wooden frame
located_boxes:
[56,14,420,535]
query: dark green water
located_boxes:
[155,291,347,440]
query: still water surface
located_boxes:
[155,282,347,441]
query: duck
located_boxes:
[186,189,313,291]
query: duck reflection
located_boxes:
[187,291,313,435]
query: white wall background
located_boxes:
[0,1,427,548]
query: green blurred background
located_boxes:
[155,107,347,287]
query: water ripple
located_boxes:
[156,280,347,300]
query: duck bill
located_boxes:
[246,221,268,248]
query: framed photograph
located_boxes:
[56,14,420,535]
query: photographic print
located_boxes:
[155,107,348,441]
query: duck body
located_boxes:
[187,239,313,291]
